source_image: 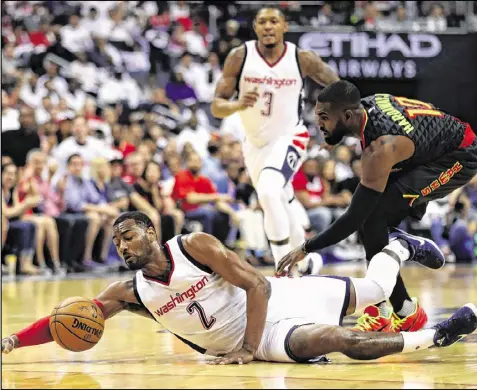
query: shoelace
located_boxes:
[391,316,407,332]
[354,313,381,331]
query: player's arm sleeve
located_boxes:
[304,140,398,252]
[303,183,382,252]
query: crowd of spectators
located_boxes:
[2,1,476,279]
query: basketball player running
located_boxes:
[3,212,477,364]
[278,80,477,333]
[211,6,339,274]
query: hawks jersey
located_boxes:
[237,40,305,148]
[361,94,471,169]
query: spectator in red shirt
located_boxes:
[293,158,346,233]
[123,152,145,185]
[172,152,234,235]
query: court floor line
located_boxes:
[4,370,476,387]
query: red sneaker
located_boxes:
[351,305,392,332]
[384,298,428,332]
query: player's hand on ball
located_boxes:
[208,348,254,365]
[238,87,259,110]
[276,246,306,276]
[1,336,17,355]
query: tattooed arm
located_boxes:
[298,50,340,86]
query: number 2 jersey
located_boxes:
[133,235,348,357]
[361,94,475,170]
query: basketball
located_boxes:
[49,297,105,352]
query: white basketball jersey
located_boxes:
[238,41,305,148]
[134,235,247,356]
[134,236,348,357]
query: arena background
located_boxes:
[1,1,477,388]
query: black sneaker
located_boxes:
[433,303,477,347]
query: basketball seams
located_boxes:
[51,313,69,351]
[49,298,105,352]
[55,300,100,311]
[54,313,105,329]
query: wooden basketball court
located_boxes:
[2,264,477,389]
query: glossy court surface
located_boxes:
[2,263,477,389]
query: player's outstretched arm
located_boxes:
[182,232,272,365]
[211,46,259,119]
[298,50,340,87]
[1,280,152,354]
[277,135,414,274]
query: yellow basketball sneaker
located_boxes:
[383,298,428,332]
[351,305,392,332]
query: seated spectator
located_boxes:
[136,161,185,237]
[19,149,66,274]
[19,72,42,109]
[427,3,447,32]
[175,113,211,158]
[60,14,93,54]
[123,152,146,185]
[172,152,234,239]
[165,71,197,104]
[52,115,116,183]
[2,163,39,275]
[2,106,41,168]
[1,89,20,132]
[36,62,68,98]
[201,137,230,193]
[114,152,161,240]
[293,158,332,233]
[63,154,119,270]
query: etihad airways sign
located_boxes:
[295,31,444,79]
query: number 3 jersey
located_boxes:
[237,40,305,148]
[361,94,474,170]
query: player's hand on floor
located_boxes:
[1,336,15,354]
[208,348,254,365]
[276,246,306,276]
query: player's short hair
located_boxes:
[317,80,361,110]
[113,211,155,232]
[254,5,287,22]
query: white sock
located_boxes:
[401,329,436,353]
[386,239,411,262]
[397,299,417,318]
[377,302,391,318]
[270,243,292,269]
[366,252,401,299]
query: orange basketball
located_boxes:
[49,297,105,352]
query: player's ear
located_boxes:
[146,227,156,242]
[344,109,353,122]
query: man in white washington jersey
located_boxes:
[4,211,477,364]
[211,7,340,272]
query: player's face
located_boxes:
[315,102,352,146]
[113,220,155,271]
[254,9,288,49]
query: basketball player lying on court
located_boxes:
[3,212,477,365]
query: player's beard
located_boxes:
[125,241,154,271]
[324,119,352,146]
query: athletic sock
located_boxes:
[396,299,417,318]
[401,329,436,353]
